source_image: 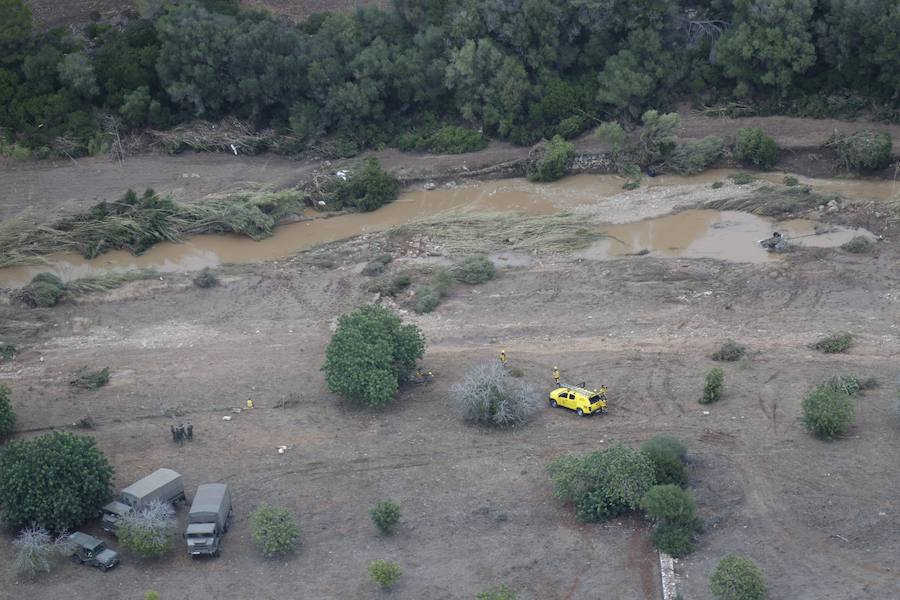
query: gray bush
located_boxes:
[14,524,71,578]
[452,361,540,427]
[117,499,177,558]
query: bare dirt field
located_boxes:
[1,174,899,599]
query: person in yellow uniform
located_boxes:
[553,366,560,385]
[499,350,508,366]
[246,398,254,409]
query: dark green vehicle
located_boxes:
[68,532,120,572]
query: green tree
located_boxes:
[323,305,425,407]
[802,386,855,440]
[710,554,768,600]
[528,135,575,182]
[249,506,300,558]
[0,431,113,531]
[0,384,15,440]
[716,0,817,96]
[547,445,655,522]
[370,500,401,535]
[0,0,32,66]
[701,367,725,404]
[734,128,779,169]
[57,53,98,98]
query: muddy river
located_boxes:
[1,170,887,286]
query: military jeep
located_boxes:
[68,532,119,572]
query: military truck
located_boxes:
[101,468,185,533]
[185,483,232,557]
[68,532,120,572]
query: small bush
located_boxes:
[369,559,402,589]
[547,445,655,522]
[426,125,488,154]
[13,524,70,578]
[452,361,541,428]
[117,499,177,558]
[249,506,301,558]
[709,555,767,600]
[362,254,393,276]
[0,385,16,440]
[322,158,400,212]
[711,181,724,189]
[782,176,799,186]
[730,172,755,185]
[669,136,724,175]
[712,340,746,362]
[414,285,441,313]
[735,128,779,169]
[841,236,873,254]
[145,592,160,600]
[802,387,855,440]
[528,135,575,182]
[701,368,724,404]
[455,255,496,285]
[822,375,867,396]
[14,273,66,308]
[70,367,110,389]
[193,268,219,288]
[640,485,700,529]
[557,115,588,139]
[811,332,853,353]
[368,274,411,296]
[370,500,401,535]
[477,584,517,600]
[651,522,696,557]
[828,130,892,172]
[641,435,688,487]
[0,342,16,362]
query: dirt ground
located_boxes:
[1,173,899,599]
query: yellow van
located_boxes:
[549,385,607,416]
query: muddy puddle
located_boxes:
[0,171,885,286]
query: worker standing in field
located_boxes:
[500,350,508,366]
[553,366,560,385]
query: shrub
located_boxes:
[14,273,66,308]
[323,306,425,407]
[477,584,517,600]
[323,158,400,212]
[640,485,700,529]
[0,385,15,440]
[711,181,724,189]
[637,110,680,166]
[370,500,401,535]
[0,431,113,531]
[145,592,160,600]
[828,130,892,172]
[712,340,746,362]
[821,375,867,396]
[782,176,799,186]
[368,274,411,296]
[193,268,219,287]
[709,555,767,600]
[369,559,402,589]
[730,172,755,185]
[362,254,393,276]
[13,524,70,578]
[811,332,853,353]
[547,445,655,522]
[735,128,779,169]
[841,236,874,253]
[669,136,724,175]
[641,435,688,487]
[0,342,16,362]
[249,506,300,558]
[414,285,441,313]
[528,135,575,182]
[117,499,177,558]
[651,522,696,557]
[426,125,488,154]
[557,115,588,139]
[70,367,110,389]
[452,361,541,427]
[802,387,855,440]
[454,255,496,284]
[701,368,724,404]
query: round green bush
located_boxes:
[709,554,767,600]
[249,506,301,558]
[712,339,746,362]
[454,255,496,285]
[811,332,853,353]
[547,445,655,522]
[528,135,575,182]
[651,522,695,557]
[829,130,892,172]
[322,305,425,407]
[735,128,779,169]
[369,559,402,589]
[640,435,688,487]
[802,387,855,440]
[0,431,113,531]
[701,368,724,404]
[370,500,401,535]
[193,268,219,288]
[477,584,517,600]
[640,484,699,527]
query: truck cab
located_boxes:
[68,532,119,572]
[185,522,220,556]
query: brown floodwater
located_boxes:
[0,171,886,286]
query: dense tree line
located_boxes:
[0,0,897,157]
